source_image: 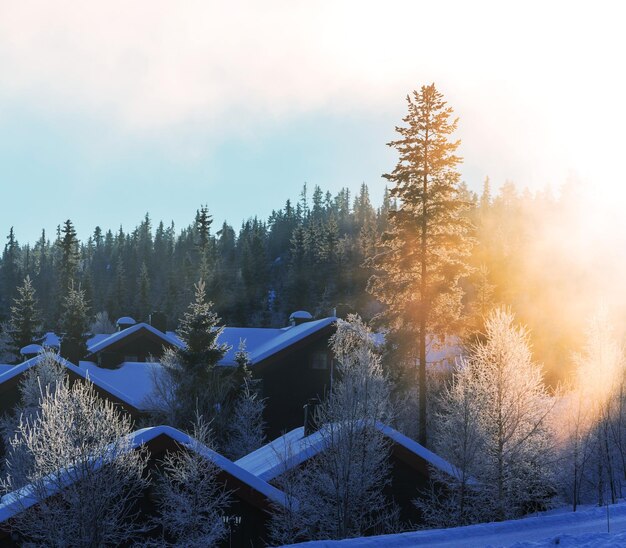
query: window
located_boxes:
[311,350,329,370]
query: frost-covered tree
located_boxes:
[271,315,397,542]
[0,350,66,462]
[416,359,483,527]
[425,308,555,524]
[556,309,625,509]
[59,282,90,363]
[16,351,66,416]
[90,311,116,335]
[148,280,230,432]
[2,379,149,546]
[223,341,266,460]
[152,418,231,547]
[8,275,41,360]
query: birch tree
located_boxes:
[223,341,266,460]
[152,418,231,547]
[271,315,398,541]
[559,309,626,508]
[427,308,555,523]
[2,380,149,546]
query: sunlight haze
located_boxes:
[0,0,624,242]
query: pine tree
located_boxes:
[152,280,230,431]
[136,261,151,321]
[1,227,21,317]
[58,219,80,300]
[8,276,41,360]
[60,282,90,364]
[368,84,473,445]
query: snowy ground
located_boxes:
[289,502,626,547]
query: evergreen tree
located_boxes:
[153,280,230,431]
[8,276,41,360]
[109,256,127,320]
[368,84,473,445]
[60,282,90,364]
[1,228,21,318]
[136,261,151,321]
[58,219,80,299]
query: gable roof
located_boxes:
[86,322,182,356]
[0,353,143,415]
[0,425,288,524]
[78,361,159,411]
[84,317,337,368]
[235,422,461,482]
[216,316,337,366]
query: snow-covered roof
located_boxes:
[235,421,460,482]
[20,343,43,355]
[131,426,289,508]
[78,361,159,411]
[235,426,321,481]
[370,333,461,369]
[167,316,337,367]
[41,332,60,348]
[0,425,288,523]
[289,310,313,321]
[0,354,143,413]
[86,322,183,355]
[116,316,136,326]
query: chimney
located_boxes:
[289,310,313,327]
[303,398,320,437]
[116,316,136,331]
[149,311,167,333]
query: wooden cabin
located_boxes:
[235,421,461,527]
[0,426,288,547]
[1,312,339,441]
[84,321,181,369]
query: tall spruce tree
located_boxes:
[1,228,21,318]
[58,219,79,298]
[368,84,473,445]
[157,280,230,431]
[8,276,41,360]
[60,282,90,364]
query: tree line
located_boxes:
[0,182,393,333]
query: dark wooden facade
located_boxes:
[86,326,177,368]
[253,324,336,439]
[0,429,282,547]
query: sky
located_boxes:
[1,1,625,244]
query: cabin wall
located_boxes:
[256,338,333,438]
[95,338,168,368]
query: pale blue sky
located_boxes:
[1,1,624,244]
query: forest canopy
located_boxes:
[0,178,623,384]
